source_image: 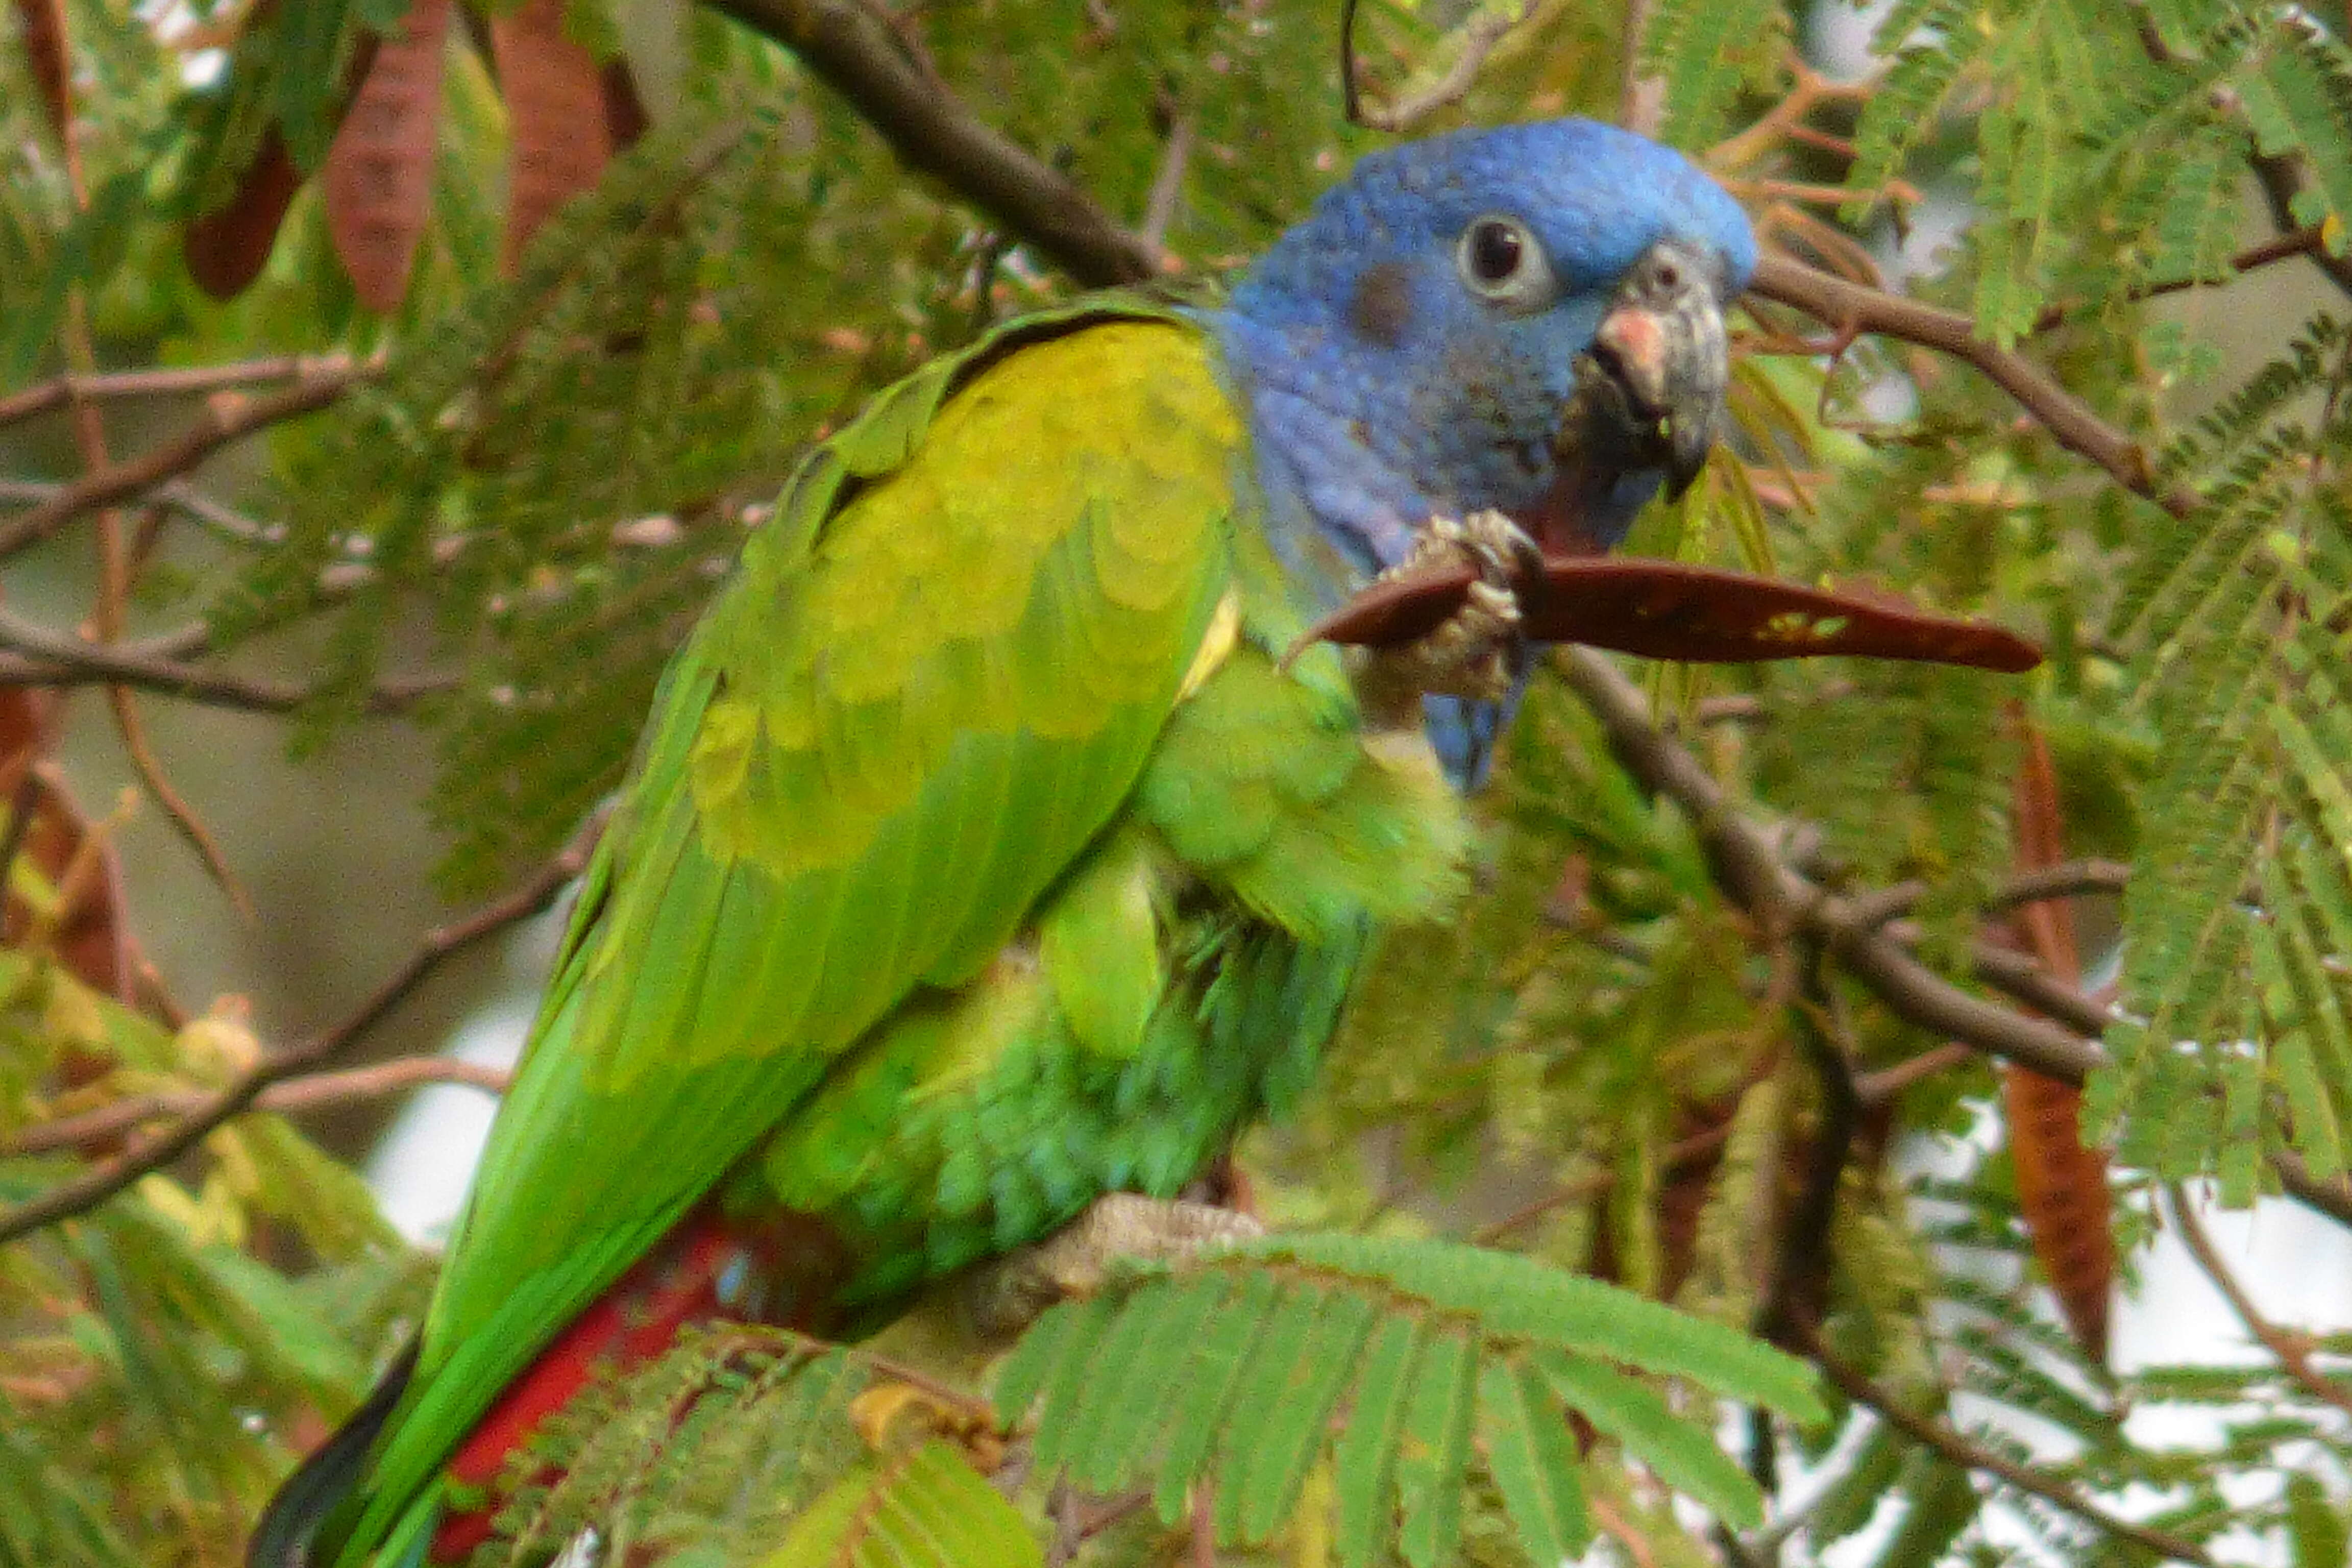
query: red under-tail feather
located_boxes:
[428,1205,850,1560]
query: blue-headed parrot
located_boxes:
[252,117,1759,1567]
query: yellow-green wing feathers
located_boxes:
[339,308,1245,1563]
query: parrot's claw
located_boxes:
[1356,508,1537,716]
[959,1194,1263,1341]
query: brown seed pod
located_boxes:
[15,0,71,137]
[324,0,453,312]
[2000,716,2114,1367]
[185,124,304,299]
[1292,553,2043,672]
[492,0,617,274]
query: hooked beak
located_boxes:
[1576,240,1731,501]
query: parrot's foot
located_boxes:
[1356,509,1539,719]
[960,1194,1263,1341]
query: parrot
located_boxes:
[252,116,1757,1568]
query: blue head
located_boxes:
[1203,118,1755,780]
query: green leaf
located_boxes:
[1231,1234,1825,1420]
[1535,1349,1765,1527]
[1333,1314,1423,1568]
[1390,1322,1475,1568]
[1476,1357,1592,1566]
[755,1441,1039,1568]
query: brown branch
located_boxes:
[0,608,451,714]
[1970,945,2114,1040]
[2030,227,2330,336]
[1758,948,1859,1344]
[1555,647,2352,1236]
[2167,1184,2352,1420]
[6,1056,511,1158]
[0,478,283,547]
[1747,254,2195,519]
[0,814,601,1244]
[1790,1319,2215,1566]
[2125,6,2352,307]
[1473,1121,1738,1243]
[701,0,1160,287]
[1560,647,2105,1082]
[1620,0,1664,139]
[1341,0,1540,134]
[0,355,361,433]
[1856,1042,1975,1104]
[0,367,372,559]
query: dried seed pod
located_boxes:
[1294,554,2043,673]
[493,0,618,274]
[324,0,453,311]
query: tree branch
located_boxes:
[6,1055,511,1158]
[0,354,361,433]
[2167,1184,2352,1420]
[0,477,283,547]
[1555,647,2352,1235]
[0,814,600,1244]
[701,0,1160,287]
[0,608,451,715]
[2030,226,2329,336]
[1789,1319,2215,1566]
[1747,254,2196,519]
[0,367,371,560]
[1340,0,1541,134]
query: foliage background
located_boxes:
[5,0,2352,1564]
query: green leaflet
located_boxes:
[993,1232,1821,1567]
[1391,1325,1476,1568]
[1533,1350,1761,1527]
[1231,1233,1825,1419]
[1477,1358,1592,1567]
[1333,1314,1423,1568]
[756,1442,1037,1568]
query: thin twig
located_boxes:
[1791,1319,2215,1565]
[1342,0,1540,134]
[0,479,283,547]
[1620,0,1664,138]
[0,355,360,432]
[1473,1121,1737,1243]
[0,609,451,714]
[0,814,601,1244]
[2166,1184,2352,1420]
[0,369,371,559]
[2030,227,2328,336]
[705,0,1161,286]
[1748,254,2195,519]
[43,143,253,917]
[6,1055,512,1158]
[1855,1042,1975,1104]
[1138,110,1195,257]
[1758,945,1858,1343]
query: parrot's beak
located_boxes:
[1578,240,1732,502]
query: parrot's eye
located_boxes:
[1456,215,1554,313]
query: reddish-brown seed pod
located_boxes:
[492,0,616,275]
[1293,554,2044,673]
[184,124,304,300]
[324,0,453,312]
[0,689,132,1004]
[2000,716,2115,1367]
[14,0,72,137]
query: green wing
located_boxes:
[336,303,1244,1562]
